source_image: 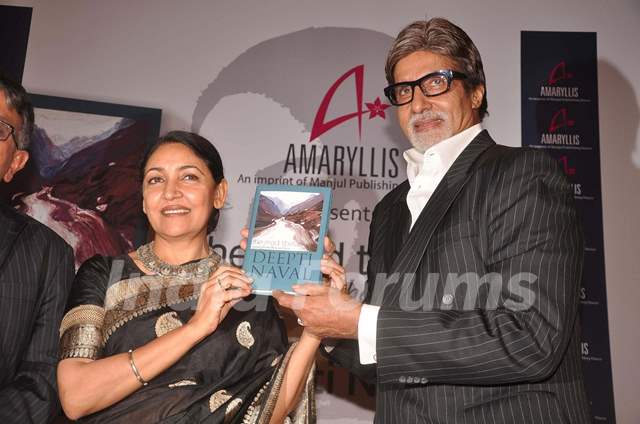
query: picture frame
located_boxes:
[0,94,162,267]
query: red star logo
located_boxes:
[365,97,390,119]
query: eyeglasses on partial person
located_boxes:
[0,119,18,147]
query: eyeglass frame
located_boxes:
[383,69,468,106]
[0,118,19,148]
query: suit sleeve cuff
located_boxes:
[357,304,380,364]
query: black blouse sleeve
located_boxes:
[59,255,112,360]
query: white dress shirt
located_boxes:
[357,124,483,364]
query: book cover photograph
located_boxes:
[243,185,332,294]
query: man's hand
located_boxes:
[272,284,361,340]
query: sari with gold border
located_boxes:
[59,254,315,423]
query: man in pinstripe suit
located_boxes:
[275,18,591,423]
[0,74,74,423]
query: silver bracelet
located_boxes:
[128,349,148,386]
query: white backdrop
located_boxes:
[5,0,639,422]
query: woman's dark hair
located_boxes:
[140,130,225,232]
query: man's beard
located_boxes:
[407,111,452,152]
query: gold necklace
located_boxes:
[136,241,220,282]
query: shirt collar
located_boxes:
[403,123,483,184]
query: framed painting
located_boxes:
[0,94,161,267]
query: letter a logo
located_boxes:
[548,61,574,85]
[549,108,575,133]
[309,65,364,142]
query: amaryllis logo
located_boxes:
[548,60,574,85]
[540,107,581,147]
[548,107,576,132]
[539,61,579,98]
[559,155,576,176]
[309,65,390,142]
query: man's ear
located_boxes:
[471,84,485,110]
[212,178,228,209]
[3,149,29,183]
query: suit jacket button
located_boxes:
[442,294,454,305]
[399,376,406,383]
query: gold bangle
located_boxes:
[128,349,148,386]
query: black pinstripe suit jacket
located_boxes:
[0,204,74,423]
[329,131,591,423]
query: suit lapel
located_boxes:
[384,131,495,303]
[0,205,26,274]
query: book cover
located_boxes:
[243,184,332,295]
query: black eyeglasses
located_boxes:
[384,69,467,106]
[0,119,17,147]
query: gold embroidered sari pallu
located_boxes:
[59,254,315,423]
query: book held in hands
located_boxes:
[243,184,332,295]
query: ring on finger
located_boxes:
[217,277,225,290]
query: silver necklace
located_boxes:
[136,241,220,282]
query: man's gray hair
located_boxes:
[384,17,489,120]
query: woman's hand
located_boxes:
[187,265,253,340]
[321,254,347,292]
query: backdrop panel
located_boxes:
[521,31,615,423]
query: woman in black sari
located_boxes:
[57,131,343,423]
